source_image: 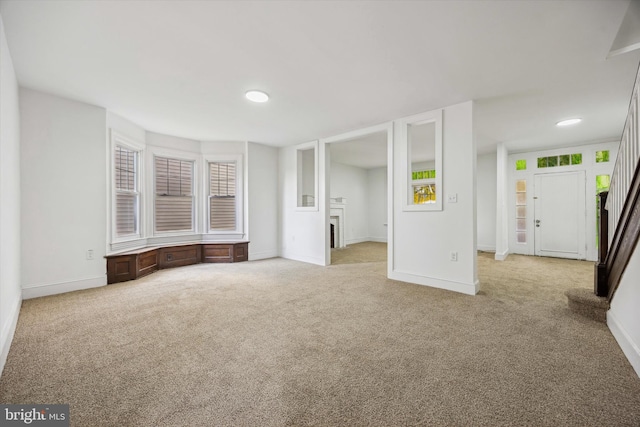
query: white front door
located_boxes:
[534,171,586,259]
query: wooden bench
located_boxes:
[105,242,249,284]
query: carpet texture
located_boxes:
[1,246,639,426]
[331,241,387,265]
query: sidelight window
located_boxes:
[515,179,527,244]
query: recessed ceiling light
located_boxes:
[245,90,269,103]
[556,118,582,127]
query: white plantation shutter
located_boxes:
[155,157,194,232]
[209,162,236,230]
[114,146,138,236]
[116,193,137,235]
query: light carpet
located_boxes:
[1,246,639,426]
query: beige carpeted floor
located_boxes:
[331,241,387,265]
[1,244,639,426]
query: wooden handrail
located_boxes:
[598,60,640,302]
[605,161,640,302]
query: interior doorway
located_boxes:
[323,124,391,266]
[534,171,586,259]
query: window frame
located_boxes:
[400,109,443,212]
[295,140,319,212]
[153,154,196,235]
[205,154,244,236]
[110,131,145,246]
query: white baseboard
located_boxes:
[495,249,509,261]
[608,310,640,378]
[280,252,325,267]
[22,276,107,300]
[0,293,21,378]
[249,249,279,261]
[477,245,496,252]
[390,270,479,296]
[346,237,370,245]
[368,237,388,243]
[344,237,387,245]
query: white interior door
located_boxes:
[534,171,586,259]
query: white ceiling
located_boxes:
[2,0,640,169]
[329,132,388,170]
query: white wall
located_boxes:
[368,167,387,242]
[20,89,107,298]
[608,243,640,377]
[0,16,21,376]
[107,112,145,142]
[477,153,497,251]
[148,131,200,153]
[247,142,279,260]
[280,142,327,265]
[392,101,478,295]
[330,162,369,244]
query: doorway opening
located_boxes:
[325,128,389,266]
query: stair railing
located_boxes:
[598,61,640,300]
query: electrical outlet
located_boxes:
[448,194,458,203]
[86,249,94,260]
[450,251,458,262]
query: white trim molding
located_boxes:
[295,140,319,212]
[22,276,107,300]
[204,154,245,236]
[608,310,640,378]
[108,130,146,252]
[390,270,479,296]
[398,109,443,212]
[319,121,394,272]
[248,250,279,261]
[495,249,509,261]
[0,294,21,378]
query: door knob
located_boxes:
[535,219,540,227]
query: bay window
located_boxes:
[155,156,194,233]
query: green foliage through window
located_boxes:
[412,169,436,180]
[595,150,610,163]
[596,175,610,194]
[515,159,526,170]
[537,152,582,168]
[595,174,611,250]
[571,153,582,165]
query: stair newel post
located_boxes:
[594,191,609,297]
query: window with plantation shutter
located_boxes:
[155,157,194,233]
[114,145,139,237]
[209,162,236,231]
